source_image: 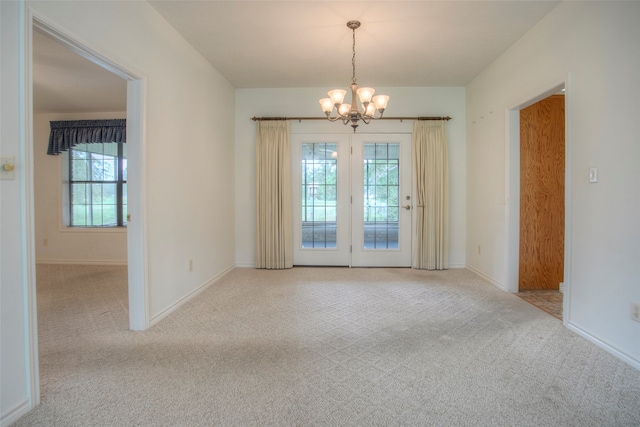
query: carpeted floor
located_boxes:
[15,264,640,426]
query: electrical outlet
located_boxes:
[632,303,640,322]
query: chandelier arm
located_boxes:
[373,108,386,120]
[325,114,345,122]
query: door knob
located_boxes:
[402,205,411,210]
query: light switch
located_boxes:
[589,167,598,183]
[1,157,16,180]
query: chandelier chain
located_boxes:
[352,27,357,84]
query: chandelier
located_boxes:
[319,20,389,132]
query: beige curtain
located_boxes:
[255,121,293,269]
[413,120,449,270]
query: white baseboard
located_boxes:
[448,263,466,269]
[465,265,508,291]
[234,262,255,268]
[36,259,127,266]
[464,266,639,371]
[0,399,31,427]
[566,321,640,371]
[149,264,235,327]
[235,263,466,269]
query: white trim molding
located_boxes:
[149,264,236,327]
[36,259,128,266]
[466,265,508,291]
[566,321,640,371]
[0,399,31,427]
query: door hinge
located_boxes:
[350,245,352,253]
[351,146,353,154]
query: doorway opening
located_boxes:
[32,25,133,375]
[25,8,149,407]
[506,81,570,322]
[30,13,148,330]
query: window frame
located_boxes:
[67,142,127,228]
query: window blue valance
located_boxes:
[47,119,126,155]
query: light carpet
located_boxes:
[15,265,640,426]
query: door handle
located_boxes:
[402,205,411,210]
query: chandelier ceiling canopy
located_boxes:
[319,20,389,132]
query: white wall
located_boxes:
[34,112,128,265]
[1,1,236,424]
[236,87,466,268]
[466,1,640,367]
[1,2,33,424]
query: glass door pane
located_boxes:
[292,134,350,266]
[301,142,337,248]
[363,143,400,249]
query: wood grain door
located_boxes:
[519,95,565,290]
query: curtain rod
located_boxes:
[251,116,451,122]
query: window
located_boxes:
[69,142,127,227]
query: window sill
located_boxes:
[59,226,127,234]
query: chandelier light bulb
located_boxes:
[373,95,389,111]
[364,102,377,117]
[357,87,375,104]
[319,98,334,114]
[338,103,352,116]
[328,89,347,106]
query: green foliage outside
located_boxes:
[300,142,401,224]
[301,143,337,223]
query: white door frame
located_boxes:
[24,5,150,407]
[292,131,413,267]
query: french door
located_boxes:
[292,133,412,267]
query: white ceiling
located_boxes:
[33,1,560,113]
[33,29,127,114]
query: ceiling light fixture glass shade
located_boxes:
[319,20,389,132]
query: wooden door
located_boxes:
[519,95,565,290]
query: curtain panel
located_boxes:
[412,120,449,270]
[255,121,293,269]
[48,119,126,155]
